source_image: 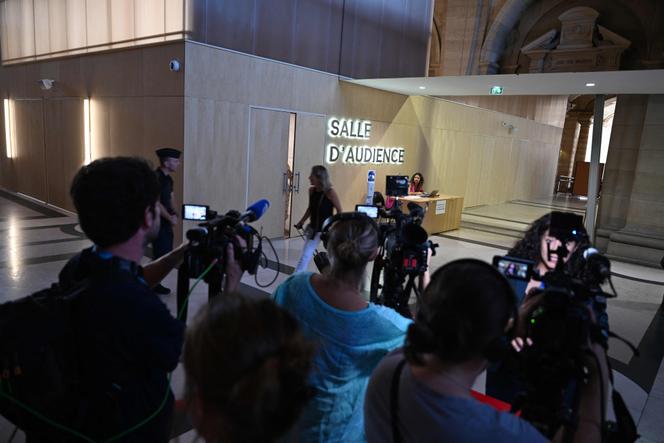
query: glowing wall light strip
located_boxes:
[3,99,13,158]
[83,98,91,164]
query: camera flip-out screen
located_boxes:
[182,204,209,221]
[355,204,379,219]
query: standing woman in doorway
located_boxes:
[294,165,343,273]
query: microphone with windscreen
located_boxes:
[239,199,270,223]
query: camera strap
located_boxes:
[390,358,407,443]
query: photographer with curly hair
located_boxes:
[183,293,314,443]
[274,214,411,442]
[365,259,608,443]
[486,212,609,403]
[508,212,591,295]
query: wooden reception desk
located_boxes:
[398,194,464,235]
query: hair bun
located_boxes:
[405,322,437,354]
[335,239,363,265]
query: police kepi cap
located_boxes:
[156,148,181,159]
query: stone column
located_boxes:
[596,95,664,267]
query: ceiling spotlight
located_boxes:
[418,86,426,90]
[585,82,596,87]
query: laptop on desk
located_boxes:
[423,189,439,198]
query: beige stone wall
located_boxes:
[184,41,563,235]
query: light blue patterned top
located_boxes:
[274,272,411,443]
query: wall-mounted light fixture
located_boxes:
[84,98,91,164]
[3,99,13,158]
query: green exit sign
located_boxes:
[490,86,504,95]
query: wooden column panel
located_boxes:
[12,100,47,201]
[43,98,85,211]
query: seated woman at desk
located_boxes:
[409,172,425,195]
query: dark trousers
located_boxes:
[153,223,173,259]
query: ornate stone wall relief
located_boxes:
[520,7,630,73]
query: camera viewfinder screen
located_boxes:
[496,259,530,280]
[355,204,379,219]
[183,204,208,221]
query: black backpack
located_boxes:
[0,281,90,439]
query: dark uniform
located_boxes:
[154,167,175,258]
[152,148,181,260]
[25,248,184,442]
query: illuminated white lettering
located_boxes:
[326,144,342,164]
[376,148,384,163]
[327,119,340,137]
[340,120,350,138]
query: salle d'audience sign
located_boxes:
[326,117,405,165]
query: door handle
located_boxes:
[294,172,301,193]
[282,172,288,193]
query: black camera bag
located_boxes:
[0,280,89,437]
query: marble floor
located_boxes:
[0,190,662,442]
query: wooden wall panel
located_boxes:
[43,99,84,211]
[0,43,185,216]
[2,0,186,63]
[86,0,111,47]
[185,42,563,223]
[440,95,569,128]
[184,98,249,215]
[12,100,47,201]
[192,0,433,79]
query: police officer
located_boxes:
[153,147,181,294]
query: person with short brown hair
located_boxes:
[184,293,314,442]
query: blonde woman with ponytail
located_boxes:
[274,213,411,443]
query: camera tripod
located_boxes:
[369,255,425,319]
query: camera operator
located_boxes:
[183,292,314,442]
[365,259,609,443]
[509,212,591,295]
[486,212,609,404]
[274,213,411,442]
[30,157,239,442]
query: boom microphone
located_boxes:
[239,199,270,223]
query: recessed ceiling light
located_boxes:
[585,82,596,87]
[418,86,426,90]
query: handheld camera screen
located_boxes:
[355,204,378,219]
[492,255,535,304]
[386,175,409,197]
[182,204,209,221]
